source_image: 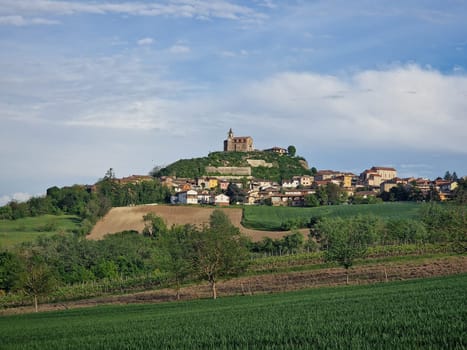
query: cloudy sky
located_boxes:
[1,0,467,204]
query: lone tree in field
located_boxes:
[192,210,249,299]
[317,216,377,284]
[19,262,56,312]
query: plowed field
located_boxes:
[88,205,304,241]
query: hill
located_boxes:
[154,151,312,181]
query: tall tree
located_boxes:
[157,225,195,300]
[287,145,296,157]
[192,210,249,299]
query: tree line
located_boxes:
[1,203,465,310]
[0,177,172,224]
[0,210,249,310]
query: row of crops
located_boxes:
[242,202,422,231]
[1,274,465,349]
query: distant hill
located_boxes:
[153,151,312,182]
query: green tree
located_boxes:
[304,194,320,207]
[19,261,57,312]
[316,186,328,205]
[157,225,195,300]
[0,251,24,292]
[317,216,376,284]
[191,210,249,299]
[453,178,467,205]
[226,183,246,204]
[143,213,168,238]
[283,232,304,254]
[287,145,296,157]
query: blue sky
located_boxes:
[1,0,466,204]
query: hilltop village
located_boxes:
[116,129,460,207]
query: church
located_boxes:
[223,128,254,152]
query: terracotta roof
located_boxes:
[371,166,397,171]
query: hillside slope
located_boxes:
[154,151,312,181]
[88,205,305,241]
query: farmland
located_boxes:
[1,274,465,349]
[242,202,423,231]
[0,215,80,248]
[88,205,296,241]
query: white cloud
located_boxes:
[169,44,191,54]
[0,0,265,22]
[225,65,467,153]
[65,99,175,130]
[0,192,32,206]
[0,15,59,26]
[137,37,154,46]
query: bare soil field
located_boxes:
[2,256,466,315]
[88,205,304,241]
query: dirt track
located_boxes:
[88,205,305,241]
[2,256,465,315]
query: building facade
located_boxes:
[224,128,254,152]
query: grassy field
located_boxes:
[242,202,423,230]
[0,215,80,248]
[0,274,465,349]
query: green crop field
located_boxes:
[1,274,465,349]
[242,202,423,230]
[0,215,80,248]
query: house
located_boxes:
[334,175,352,188]
[197,177,219,190]
[380,180,398,193]
[314,170,341,181]
[299,175,313,187]
[370,166,397,181]
[367,173,383,188]
[264,146,287,155]
[251,179,273,191]
[269,191,306,207]
[413,178,431,194]
[245,190,260,205]
[219,180,230,191]
[214,194,230,206]
[197,190,212,205]
[177,190,198,205]
[282,178,300,189]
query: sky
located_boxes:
[1,0,467,205]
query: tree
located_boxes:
[19,262,57,312]
[191,210,249,299]
[317,216,375,284]
[316,186,328,205]
[304,194,320,207]
[444,171,452,181]
[143,213,167,238]
[157,225,194,300]
[226,183,246,204]
[104,168,116,180]
[452,178,467,205]
[0,251,24,292]
[287,145,296,157]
